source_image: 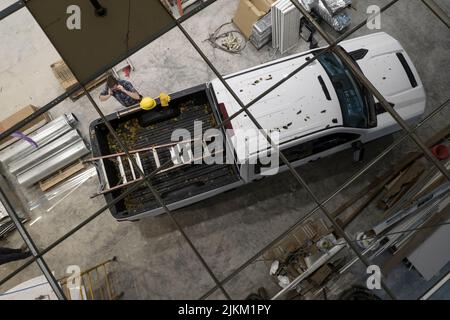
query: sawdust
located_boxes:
[107,118,140,154]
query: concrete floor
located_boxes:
[0,0,449,299]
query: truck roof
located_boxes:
[210,51,343,160]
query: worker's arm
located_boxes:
[99,88,112,102]
[117,82,141,100]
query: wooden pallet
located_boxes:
[51,60,108,101]
[39,160,86,192]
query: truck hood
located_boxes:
[340,32,426,120]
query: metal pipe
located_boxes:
[8,130,82,174]
[0,114,77,165]
[116,106,141,119]
[17,139,89,187]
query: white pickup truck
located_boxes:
[90,32,426,221]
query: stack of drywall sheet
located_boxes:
[271,0,304,54]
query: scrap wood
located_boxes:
[382,161,450,218]
[336,185,382,229]
[380,176,418,211]
[379,125,450,193]
[378,160,426,210]
[385,160,426,195]
[375,123,450,211]
[382,202,450,274]
[39,160,86,192]
[331,160,421,227]
[331,150,430,221]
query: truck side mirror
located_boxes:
[352,141,365,163]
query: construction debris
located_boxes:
[263,218,347,299]
[207,22,247,54]
[350,126,450,279]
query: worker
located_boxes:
[0,245,32,266]
[99,75,142,108]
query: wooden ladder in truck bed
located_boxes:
[86,136,222,196]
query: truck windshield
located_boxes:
[317,51,370,128]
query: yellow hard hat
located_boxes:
[140,97,157,111]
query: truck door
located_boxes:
[253,131,362,179]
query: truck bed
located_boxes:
[89,84,241,220]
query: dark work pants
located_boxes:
[0,247,32,265]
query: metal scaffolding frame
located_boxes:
[0,0,449,300]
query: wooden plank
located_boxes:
[331,153,422,221]
[39,161,86,192]
[378,161,426,209]
[337,185,385,229]
[51,60,108,101]
[331,177,383,219]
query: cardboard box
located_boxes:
[233,0,275,39]
[0,105,51,149]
